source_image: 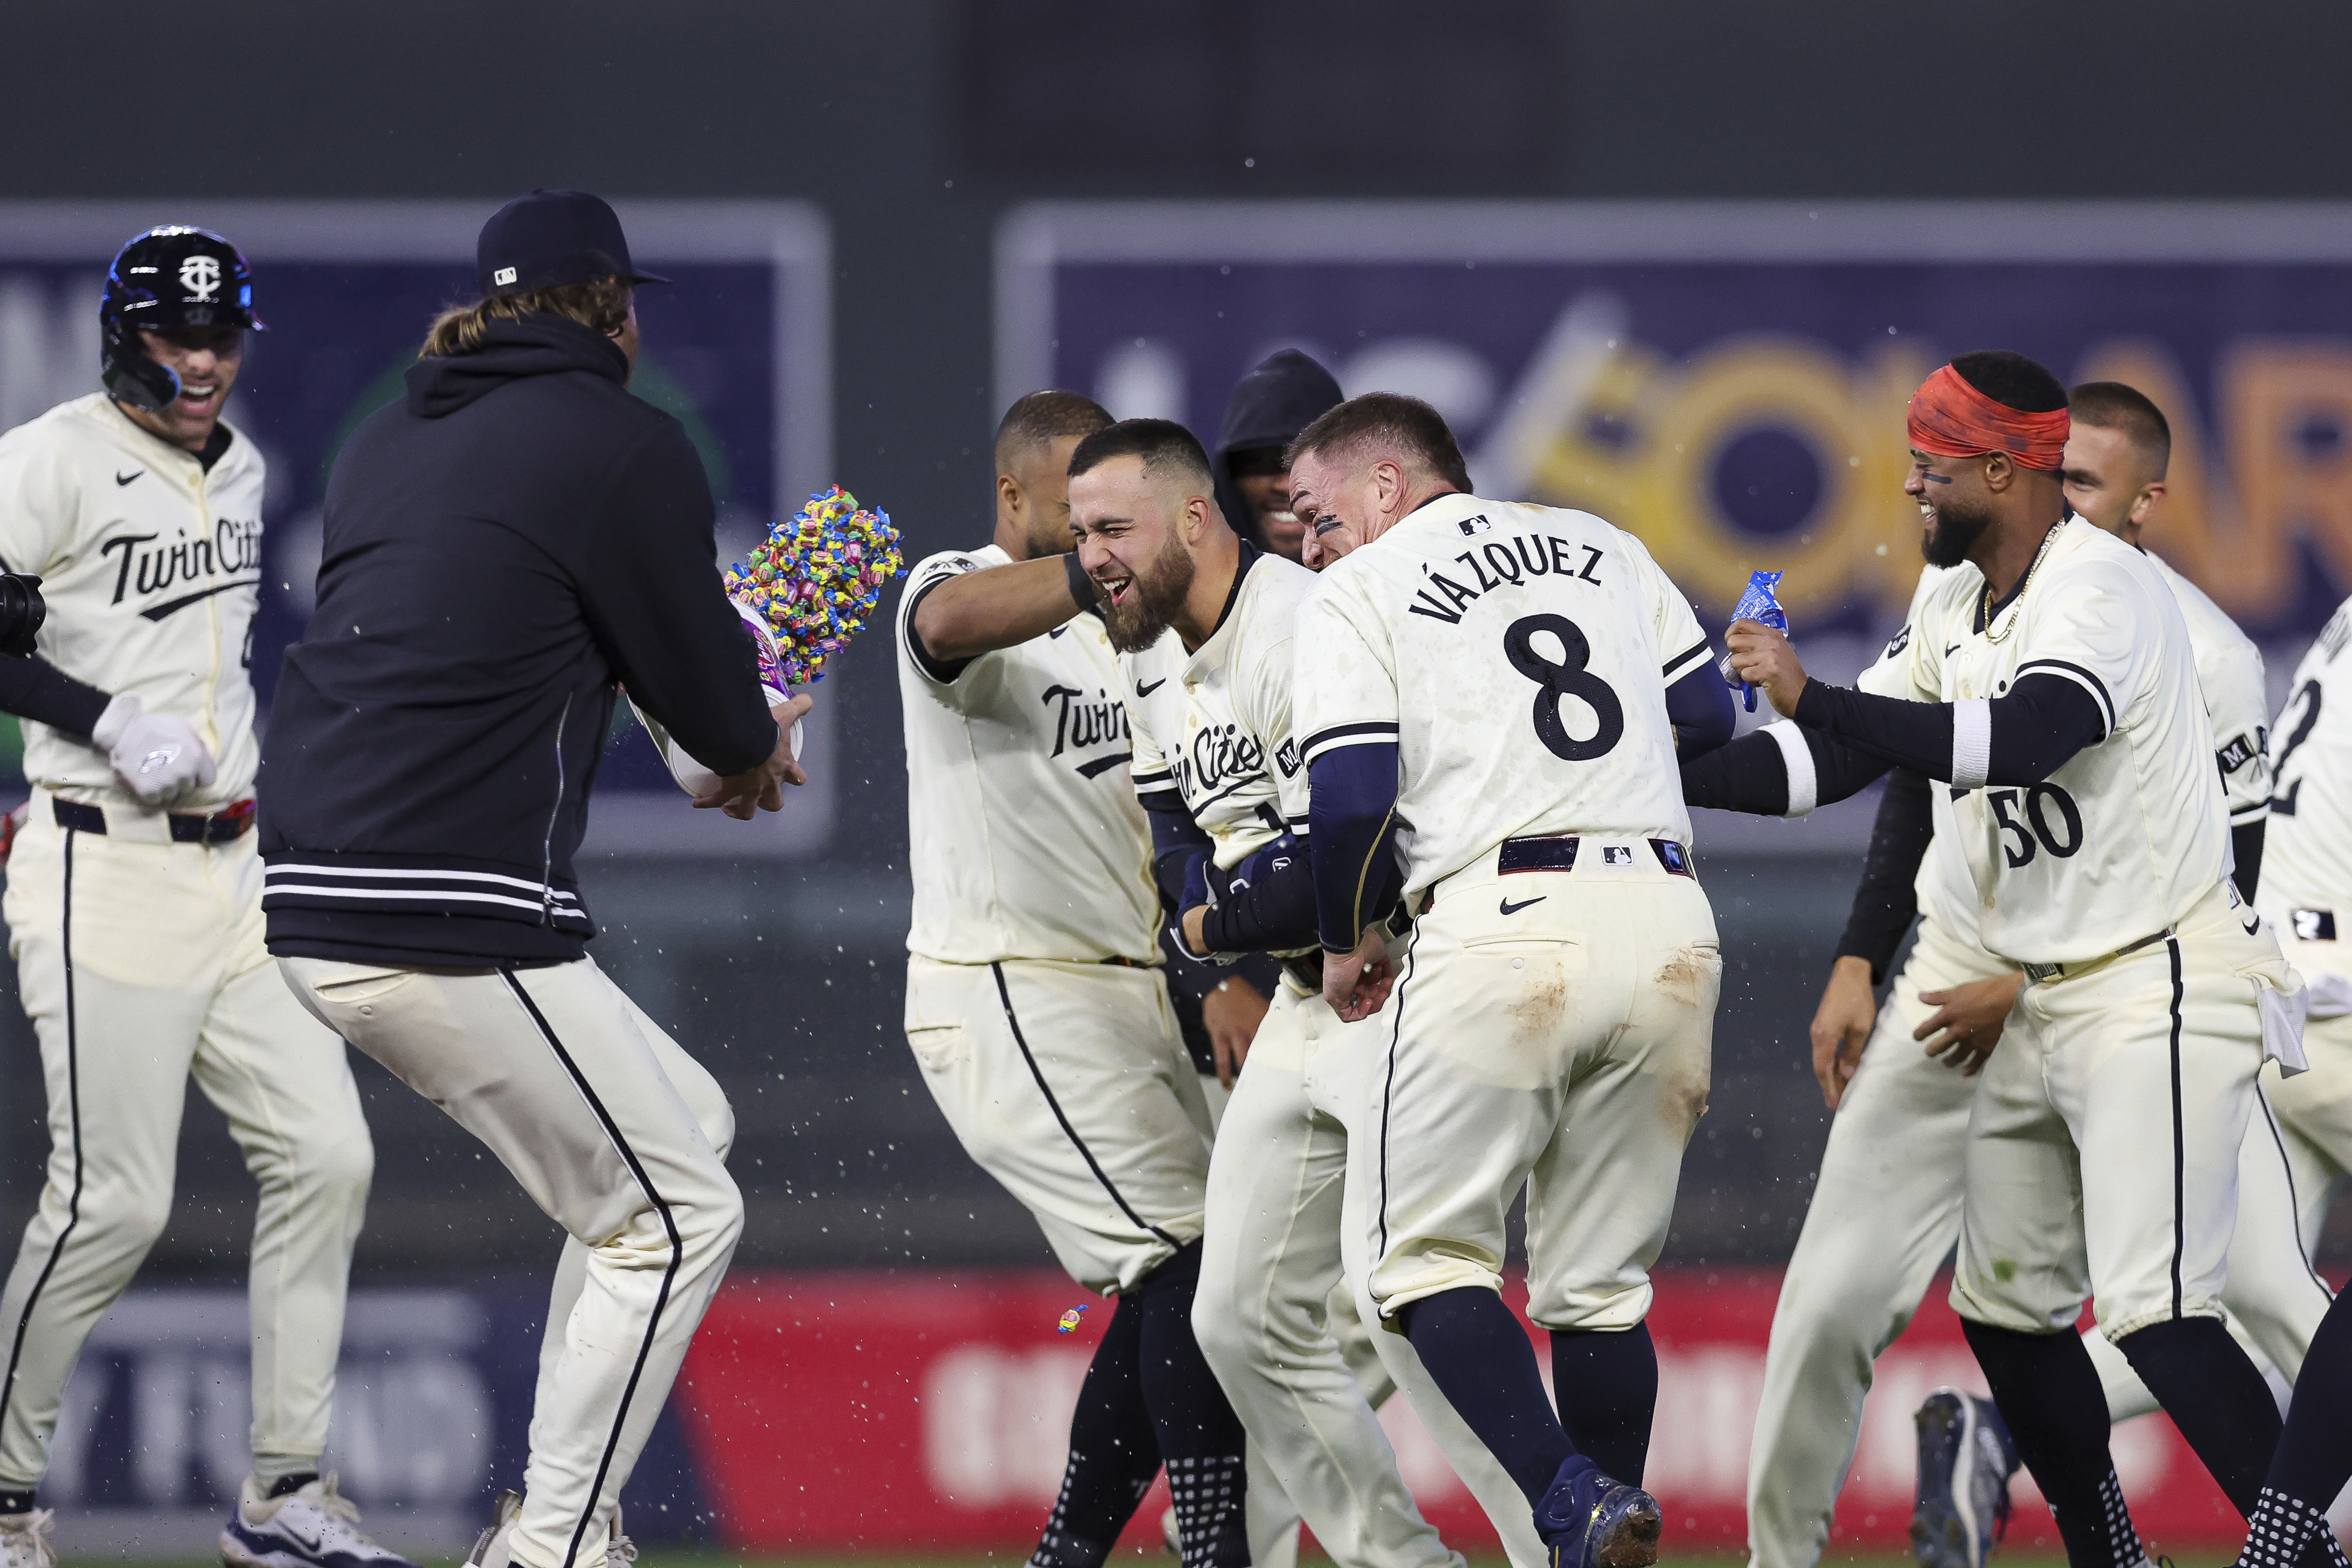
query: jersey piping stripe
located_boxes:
[2166,936,2187,1321]
[989,962,1179,1250]
[498,968,685,1568]
[1132,769,1179,794]
[0,830,82,1442]
[2252,1083,2335,1306]
[1302,722,1401,765]
[265,864,583,899]
[1374,923,1426,1267]
[263,885,593,920]
[2017,659,2117,737]
[1661,638,1712,681]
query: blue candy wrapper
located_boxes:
[1719,570,1787,712]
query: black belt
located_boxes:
[1498,834,1693,878]
[53,797,256,844]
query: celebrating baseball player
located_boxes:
[1292,392,1735,1568]
[1066,415,1504,1568]
[1740,377,2333,1568]
[898,393,1272,1568]
[2225,592,2352,1568]
[261,191,804,1568]
[0,226,399,1568]
[1683,351,2320,1568]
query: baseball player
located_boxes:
[263,191,801,1568]
[1741,380,2332,1568]
[0,227,398,1568]
[1290,392,1735,1568]
[899,393,1274,1568]
[1066,415,1517,1568]
[1685,351,2320,1568]
[2225,593,2352,1568]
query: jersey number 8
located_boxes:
[1505,614,1624,762]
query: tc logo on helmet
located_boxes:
[178,254,221,301]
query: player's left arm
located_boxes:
[2198,631,2271,899]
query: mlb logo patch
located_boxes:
[1602,845,1635,866]
[1458,515,1492,536]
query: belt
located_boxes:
[1497,834,1693,878]
[2021,927,2170,986]
[1100,954,1152,969]
[53,796,255,845]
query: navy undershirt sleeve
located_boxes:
[1308,743,1401,954]
[1143,790,1213,912]
[1665,662,1737,758]
[1200,833,1319,955]
[1790,673,2107,786]
[2233,820,2266,904]
[1834,768,1932,985]
[0,655,110,739]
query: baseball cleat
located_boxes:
[219,1475,417,1568]
[0,1510,54,1568]
[1910,1387,2019,1568]
[467,1491,523,1568]
[1535,1452,1662,1568]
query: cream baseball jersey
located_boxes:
[898,545,1160,966]
[2258,594,2352,939]
[2148,551,2272,826]
[1869,552,2271,951]
[0,393,264,808]
[1857,517,2227,966]
[1124,543,1315,872]
[1293,493,1712,899]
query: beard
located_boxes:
[1101,528,1197,654]
[1921,493,1994,568]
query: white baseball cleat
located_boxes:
[219,1475,416,1568]
[467,1491,524,1568]
[0,1509,54,1568]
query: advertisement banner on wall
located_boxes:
[676,1266,2258,1556]
[998,201,2352,672]
[0,200,831,853]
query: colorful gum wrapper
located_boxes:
[1719,569,1786,711]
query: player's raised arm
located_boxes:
[907,393,1109,669]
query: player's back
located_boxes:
[2261,595,2352,933]
[1301,493,1711,899]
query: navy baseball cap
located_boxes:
[476,190,670,299]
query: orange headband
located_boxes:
[1906,363,2069,472]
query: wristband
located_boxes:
[1064,551,1100,611]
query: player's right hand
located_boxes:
[93,694,217,807]
[1810,954,1877,1110]
[1323,927,1396,1023]
[695,694,813,819]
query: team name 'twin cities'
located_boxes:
[102,517,265,605]
[1408,532,1605,624]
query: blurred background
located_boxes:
[4,1,2352,1558]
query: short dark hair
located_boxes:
[1950,350,2068,414]
[994,390,1112,472]
[1066,417,1215,490]
[2069,381,2172,479]
[1284,392,1473,492]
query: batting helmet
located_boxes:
[100,226,265,412]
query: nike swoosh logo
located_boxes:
[1137,678,1166,697]
[2242,916,2261,935]
[116,470,142,486]
[1499,895,1546,915]
[1047,626,1067,638]
[1944,643,1960,656]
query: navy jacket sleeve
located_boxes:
[0,655,109,738]
[576,421,777,778]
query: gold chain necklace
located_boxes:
[1980,521,2062,644]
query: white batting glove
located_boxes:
[92,694,216,807]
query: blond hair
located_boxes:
[420,275,630,359]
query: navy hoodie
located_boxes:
[1210,349,1344,549]
[259,315,775,967]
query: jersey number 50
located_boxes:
[1505,614,1624,762]
[1989,783,2083,867]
